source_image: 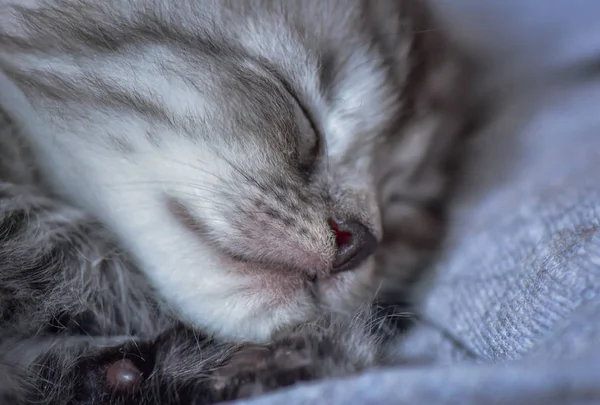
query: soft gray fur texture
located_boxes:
[0,0,472,403]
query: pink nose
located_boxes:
[328,218,378,273]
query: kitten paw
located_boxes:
[212,324,375,401]
[105,359,145,392]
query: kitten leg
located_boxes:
[26,316,384,405]
[211,314,383,401]
[6,325,236,405]
[0,333,142,405]
[0,181,167,337]
[0,186,240,405]
[0,181,174,403]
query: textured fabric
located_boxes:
[236,1,600,404]
[398,80,600,365]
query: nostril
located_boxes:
[328,218,353,246]
[329,218,378,273]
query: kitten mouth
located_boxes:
[165,195,362,289]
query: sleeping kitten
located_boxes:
[0,0,472,403]
[0,170,390,404]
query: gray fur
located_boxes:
[0,0,471,403]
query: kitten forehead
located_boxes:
[1,0,324,162]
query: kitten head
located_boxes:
[0,0,461,341]
[163,63,381,280]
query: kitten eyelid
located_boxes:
[294,97,321,161]
[268,69,322,174]
[287,90,322,175]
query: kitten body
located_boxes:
[0,0,470,403]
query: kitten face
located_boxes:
[0,0,463,341]
[128,58,385,340]
[163,64,382,278]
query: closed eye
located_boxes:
[295,98,322,176]
[268,67,322,177]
